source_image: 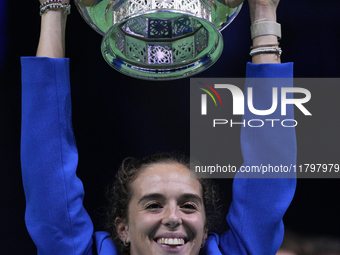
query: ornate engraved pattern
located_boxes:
[113,0,211,26]
[111,1,214,66]
[126,38,147,63]
[113,1,128,24]
[129,0,151,15]
[148,19,172,38]
[117,19,210,64]
[178,0,199,15]
[153,0,176,9]
[194,26,208,55]
[173,16,193,37]
[148,45,173,64]
[172,42,194,63]
[122,17,147,37]
[115,30,126,54]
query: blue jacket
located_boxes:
[21,57,296,255]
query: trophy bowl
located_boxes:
[74,0,242,80]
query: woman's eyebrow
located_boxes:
[179,194,203,205]
[138,193,165,204]
[137,193,202,205]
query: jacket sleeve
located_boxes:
[220,63,297,255]
[21,57,94,255]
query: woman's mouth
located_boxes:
[156,237,186,245]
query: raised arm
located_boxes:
[227,0,281,64]
[219,0,296,254]
[20,2,95,254]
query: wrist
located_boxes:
[253,35,278,46]
[248,2,280,64]
[41,7,68,18]
[251,35,280,64]
[37,9,67,58]
[40,9,68,31]
[250,4,277,23]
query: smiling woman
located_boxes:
[118,161,206,255]
[106,154,220,255]
[20,0,296,254]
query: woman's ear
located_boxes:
[115,217,129,243]
[204,222,208,240]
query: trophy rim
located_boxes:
[74,0,243,35]
[101,9,224,81]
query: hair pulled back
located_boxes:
[105,153,221,255]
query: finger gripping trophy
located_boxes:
[74,0,242,80]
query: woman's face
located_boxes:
[117,163,207,255]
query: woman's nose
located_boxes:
[162,204,182,229]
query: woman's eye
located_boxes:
[146,203,162,210]
[182,203,198,211]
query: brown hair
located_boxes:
[105,153,221,255]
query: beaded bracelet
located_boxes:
[39,0,71,16]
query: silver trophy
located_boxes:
[74,0,242,80]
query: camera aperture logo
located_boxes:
[198,82,223,114]
[197,82,312,128]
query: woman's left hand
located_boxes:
[225,0,279,22]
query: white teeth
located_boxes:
[156,238,185,246]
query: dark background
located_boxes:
[1,0,340,253]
